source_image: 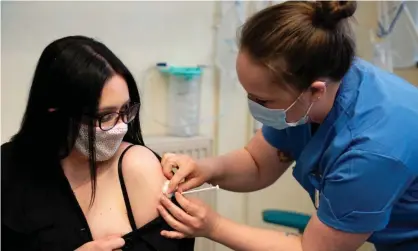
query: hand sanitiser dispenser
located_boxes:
[157,63,203,137]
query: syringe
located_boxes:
[162,181,219,198]
[181,185,220,195]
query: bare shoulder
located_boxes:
[113,143,166,226]
[118,142,166,196]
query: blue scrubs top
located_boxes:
[262,59,418,251]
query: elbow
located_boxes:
[242,147,272,191]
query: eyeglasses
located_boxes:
[94,102,140,131]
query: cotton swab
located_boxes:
[162,181,173,198]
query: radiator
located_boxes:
[145,136,213,159]
[144,135,216,251]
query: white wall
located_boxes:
[0,3,243,251]
[1,1,216,143]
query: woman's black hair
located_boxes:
[11,35,145,204]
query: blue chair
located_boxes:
[262,210,311,233]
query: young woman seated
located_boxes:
[1,35,195,251]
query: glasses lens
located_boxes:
[99,113,119,131]
[122,104,139,123]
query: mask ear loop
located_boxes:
[284,92,304,112]
[304,103,314,118]
[288,81,325,120]
[285,92,315,124]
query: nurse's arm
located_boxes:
[208,149,414,251]
[201,129,293,192]
[209,213,370,251]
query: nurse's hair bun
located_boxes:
[313,1,357,29]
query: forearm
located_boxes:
[199,131,291,192]
[198,148,265,192]
[209,217,303,251]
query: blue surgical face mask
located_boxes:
[248,93,313,130]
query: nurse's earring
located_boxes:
[309,92,322,104]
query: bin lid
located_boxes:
[158,66,202,80]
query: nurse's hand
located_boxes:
[158,192,220,239]
[161,153,213,194]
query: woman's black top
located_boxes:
[1,142,195,251]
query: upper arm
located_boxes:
[245,126,294,188]
[1,142,29,236]
[2,191,31,251]
[121,145,167,225]
[2,223,32,251]
[302,150,414,251]
[122,145,166,190]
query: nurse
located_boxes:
[158,1,418,251]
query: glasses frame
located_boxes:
[95,102,140,131]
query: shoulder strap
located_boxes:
[146,147,162,162]
[118,144,137,230]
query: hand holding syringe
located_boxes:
[162,180,219,198]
